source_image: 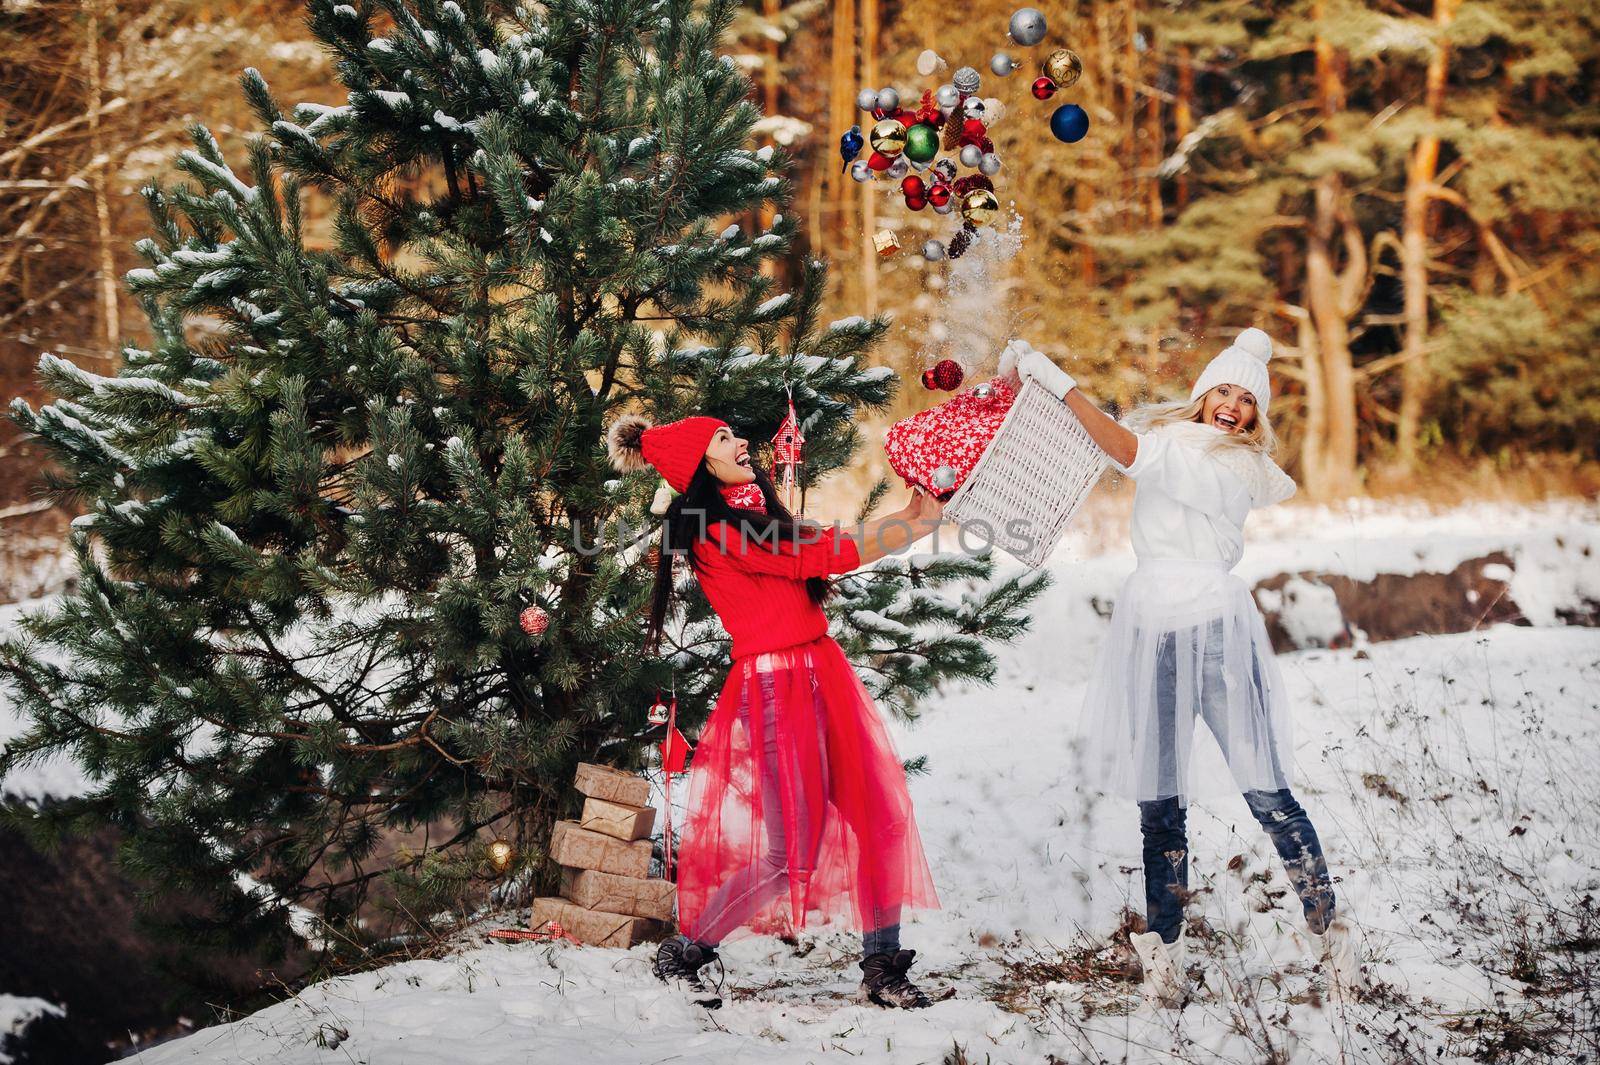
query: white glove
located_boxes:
[1004,339,1076,400]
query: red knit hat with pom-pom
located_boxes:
[606,414,727,493]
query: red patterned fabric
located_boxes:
[883,378,1015,496]
[720,482,766,511]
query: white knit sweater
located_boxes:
[1110,421,1296,569]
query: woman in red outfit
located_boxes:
[607,413,944,1010]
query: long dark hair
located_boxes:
[644,459,829,654]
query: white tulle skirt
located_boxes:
[1078,560,1294,805]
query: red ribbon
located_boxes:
[660,697,691,881]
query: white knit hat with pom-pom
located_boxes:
[1190,327,1275,414]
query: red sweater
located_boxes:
[693,521,862,659]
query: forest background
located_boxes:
[3,0,1597,603]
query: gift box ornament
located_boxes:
[883,377,1016,498]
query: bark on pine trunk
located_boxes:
[1396,0,1456,469]
[1304,7,1361,497]
[85,0,119,351]
[859,0,879,315]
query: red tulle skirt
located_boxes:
[675,637,939,943]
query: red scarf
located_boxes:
[720,482,766,512]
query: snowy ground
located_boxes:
[5,500,1598,1063]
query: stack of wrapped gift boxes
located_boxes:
[530,762,676,947]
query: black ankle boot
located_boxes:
[653,935,723,1007]
[857,948,932,1009]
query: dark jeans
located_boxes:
[694,664,901,956]
[1139,790,1335,943]
[1138,628,1334,944]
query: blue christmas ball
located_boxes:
[1050,103,1090,143]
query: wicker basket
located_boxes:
[944,378,1108,568]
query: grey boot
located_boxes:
[857,949,933,1010]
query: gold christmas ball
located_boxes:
[961,188,1000,227]
[869,118,907,158]
[487,838,514,871]
[1042,49,1083,89]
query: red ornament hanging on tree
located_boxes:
[771,393,805,515]
[519,605,549,636]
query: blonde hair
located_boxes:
[1126,388,1278,456]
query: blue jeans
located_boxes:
[694,666,901,956]
[1139,790,1335,943]
[1138,628,1334,944]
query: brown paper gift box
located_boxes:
[549,820,651,879]
[530,896,661,949]
[573,762,650,808]
[578,796,656,842]
[561,867,676,921]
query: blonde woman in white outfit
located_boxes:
[1001,329,1360,1007]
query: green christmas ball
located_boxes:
[904,123,940,164]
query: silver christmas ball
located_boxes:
[953,66,982,95]
[973,382,994,399]
[980,152,1002,176]
[931,465,958,491]
[1008,7,1047,46]
[856,87,878,111]
[850,159,873,183]
[959,144,983,168]
[935,84,961,110]
[964,97,986,119]
[933,159,958,182]
[886,155,910,180]
[990,53,1016,77]
[933,200,955,214]
[922,239,947,261]
[875,87,900,112]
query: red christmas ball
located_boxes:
[906,194,928,211]
[867,150,893,171]
[962,118,987,144]
[928,183,952,208]
[1032,76,1058,101]
[900,175,926,197]
[931,359,964,391]
[519,605,550,636]
[921,368,939,390]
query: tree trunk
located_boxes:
[822,0,857,290]
[859,0,878,315]
[1143,32,1162,226]
[1304,6,1360,497]
[757,0,781,281]
[1291,307,1326,491]
[1396,0,1456,469]
[85,0,119,352]
[1174,45,1193,209]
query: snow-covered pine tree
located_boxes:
[1,0,1043,964]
